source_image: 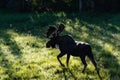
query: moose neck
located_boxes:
[54,35,76,53]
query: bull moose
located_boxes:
[46,23,101,79]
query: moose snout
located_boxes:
[46,42,50,48]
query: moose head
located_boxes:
[46,23,65,48]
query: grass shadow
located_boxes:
[61,67,77,80]
[0,30,22,57]
[67,68,78,80]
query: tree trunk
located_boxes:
[79,0,82,13]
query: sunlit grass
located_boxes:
[0,11,120,79]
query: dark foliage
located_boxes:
[0,0,120,12]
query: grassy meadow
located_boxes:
[0,11,120,80]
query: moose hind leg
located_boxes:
[88,53,102,79]
[88,53,97,69]
[57,53,65,67]
[80,56,87,73]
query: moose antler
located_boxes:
[46,25,56,38]
[57,23,65,35]
[46,23,65,38]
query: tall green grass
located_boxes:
[0,11,120,80]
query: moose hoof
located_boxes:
[82,70,85,73]
[61,64,65,67]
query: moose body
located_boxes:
[46,35,97,73]
[46,24,101,79]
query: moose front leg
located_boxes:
[57,53,66,67]
[66,54,70,67]
[80,56,87,73]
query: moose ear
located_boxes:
[46,26,56,38]
[57,23,65,35]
